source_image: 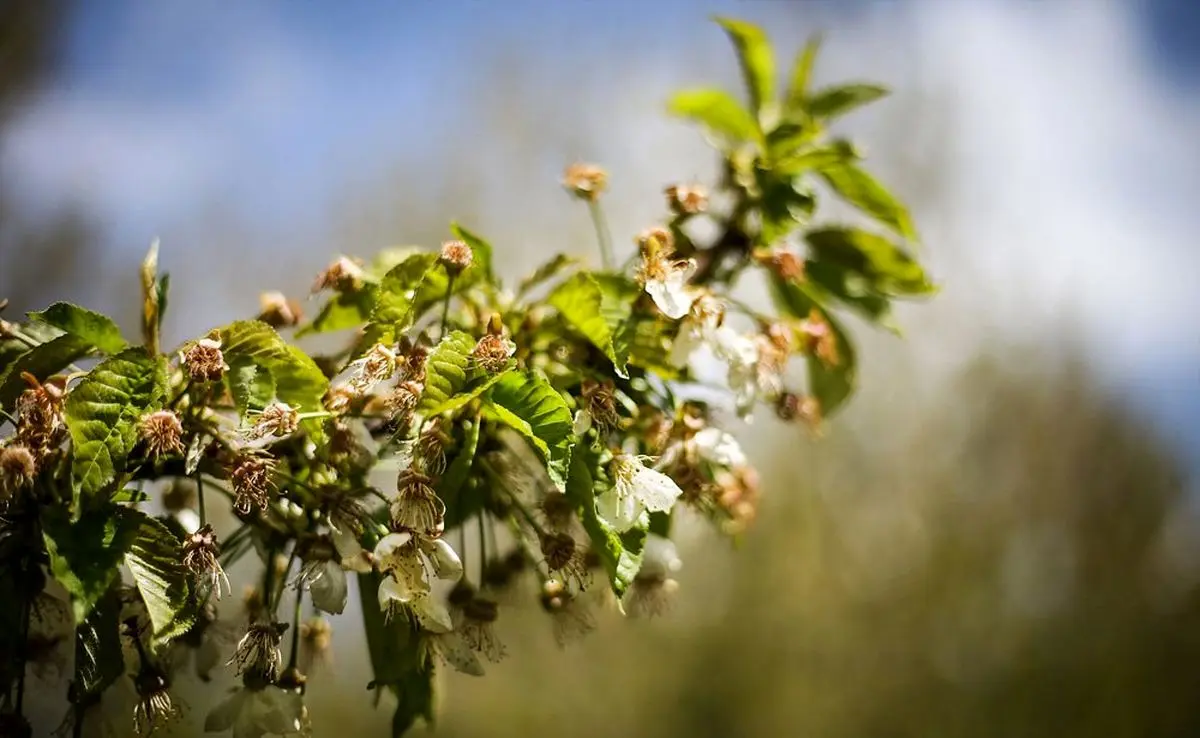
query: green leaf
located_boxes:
[805,227,934,296]
[371,253,439,331]
[217,321,328,433]
[42,506,140,621]
[548,272,636,377]
[786,33,823,111]
[0,334,91,409]
[485,371,574,488]
[807,83,889,120]
[439,417,481,528]
[225,357,277,418]
[422,369,511,418]
[155,273,170,332]
[28,302,128,355]
[714,17,775,120]
[65,348,167,506]
[357,571,435,734]
[517,254,578,296]
[769,276,858,416]
[621,315,682,380]
[124,510,196,646]
[803,259,897,330]
[667,88,760,145]
[297,285,379,337]
[818,163,918,242]
[566,445,647,599]
[449,221,496,287]
[757,169,816,246]
[416,331,476,415]
[0,321,64,377]
[73,585,125,700]
[775,139,859,175]
[368,247,423,279]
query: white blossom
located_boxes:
[204,685,306,737]
[373,532,462,632]
[643,259,700,319]
[292,559,347,615]
[692,427,747,467]
[598,455,684,532]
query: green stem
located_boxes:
[196,471,207,528]
[287,587,304,671]
[588,200,615,270]
[0,408,18,426]
[263,547,278,616]
[477,513,488,586]
[439,273,456,340]
[15,596,30,717]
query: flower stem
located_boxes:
[15,596,30,718]
[287,588,304,672]
[588,200,615,270]
[196,471,207,528]
[477,513,488,585]
[439,273,456,340]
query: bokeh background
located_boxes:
[4,0,1200,736]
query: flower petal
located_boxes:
[693,428,746,467]
[425,538,463,581]
[378,573,414,607]
[632,466,683,513]
[573,408,593,436]
[597,484,641,532]
[310,563,348,615]
[412,595,454,633]
[372,532,412,565]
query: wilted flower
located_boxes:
[0,443,37,496]
[131,667,183,736]
[776,392,822,431]
[291,536,348,615]
[573,379,621,436]
[204,679,306,738]
[15,372,66,453]
[799,309,839,367]
[415,420,451,475]
[625,535,682,618]
[181,337,228,383]
[756,247,806,282]
[299,617,333,674]
[439,239,474,276]
[322,384,358,415]
[391,469,446,538]
[540,532,591,591]
[311,255,365,294]
[374,531,462,631]
[472,315,516,375]
[599,455,684,532]
[229,622,287,682]
[256,290,303,328]
[562,162,608,201]
[183,524,230,599]
[635,227,699,320]
[138,410,184,458]
[347,342,398,394]
[169,602,238,682]
[540,579,596,647]
[664,183,708,215]
[228,453,276,514]
[244,402,300,440]
[538,491,576,534]
[459,597,506,662]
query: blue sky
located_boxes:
[3,0,1199,462]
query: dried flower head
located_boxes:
[540,532,591,591]
[132,667,183,736]
[756,247,806,282]
[439,239,474,275]
[416,420,451,475]
[460,597,506,662]
[386,380,423,426]
[664,183,708,215]
[391,469,446,537]
[311,255,366,294]
[348,342,398,394]
[323,384,358,415]
[182,337,228,383]
[776,392,822,432]
[245,401,299,440]
[397,342,429,384]
[562,162,608,201]
[183,524,230,599]
[0,444,37,496]
[228,454,276,514]
[539,491,576,534]
[230,622,287,682]
[256,291,303,328]
[471,334,516,375]
[799,309,839,367]
[16,372,67,454]
[138,410,184,458]
[578,379,621,434]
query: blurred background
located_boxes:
[4,0,1200,736]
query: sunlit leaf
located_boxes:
[517,253,578,297]
[28,302,128,355]
[124,509,196,646]
[667,88,760,146]
[485,371,574,488]
[417,331,476,414]
[805,227,934,296]
[549,272,636,377]
[217,321,328,435]
[807,83,889,120]
[372,253,439,332]
[65,348,167,508]
[758,170,816,246]
[297,286,379,337]
[818,163,918,242]
[225,357,276,418]
[769,275,858,415]
[786,33,823,111]
[0,334,91,409]
[714,16,776,120]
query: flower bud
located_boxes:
[562,162,608,201]
[439,239,474,276]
